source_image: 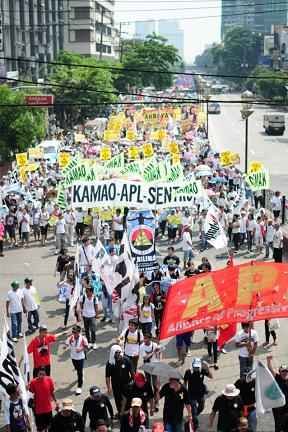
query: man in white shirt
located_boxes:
[75,208,85,241]
[120,319,143,372]
[273,223,283,263]
[64,208,75,247]
[235,322,258,377]
[271,191,282,219]
[6,280,25,341]
[80,287,98,350]
[79,237,95,273]
[20,208,30,247]
[22,278,40,333]
[112,209,124,243]
[182,227,194,268]
[55,213,66,253]
[65,325,88,395]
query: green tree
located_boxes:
[118,33,181,91]
[246,66,287,100]
[50,51,118,127]
[0,85,46,162]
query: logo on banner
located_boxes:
[129,225,154,256]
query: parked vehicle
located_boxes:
[208,102,221,114]
[263,114,285,135]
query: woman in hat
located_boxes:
[120,398,146,432]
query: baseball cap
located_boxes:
[192,358,202,369]
[39,324,48,331]
[134,372,146,387]
[24,278,32,284]
[11,280,20,289]
[90,386,101,396]
[62,399,74,410]
[280,365,288,372]
[131,397,142,407]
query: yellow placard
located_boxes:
[103,130,120,142]
[142,143,154,158]
[249,161,263,173]
[58,152,71,169]
[220,151,233,167]
[29,147,43,159]
[25,163,38,172]
[100,147,112,161]
[126,129,136,141]
[18,166,27,183]
[168,141,179,154]
[16,152,28,167]
[231,152,240,165]
[158,129,167,141]
[128,146,139,160]
[172,154,181,165]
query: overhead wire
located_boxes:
[2,55,288,81]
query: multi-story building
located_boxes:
[63,0,119,59]
[221,0,288,39]
[0,0,64,80]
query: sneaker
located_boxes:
[75,387,82,395]
[92,343,98,350]
[221,348,227,354]
[100,317,106,322]
[214,364,219,370]
[88,343,92,349]
[12,337,18,342]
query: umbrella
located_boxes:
[195,164,211,171]
[195,170,212,178]
[143,362,183,380]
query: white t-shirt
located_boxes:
[235,329,258,358]
[247,220,256,232]
[182,231,193,251]
[22,286,38,311]
[139,304,154,324]
[239,216,247,234]
[271,196,282,211]
[79,244,95,267]
[273,229,283,249]
[266,226,275,243]
[56,219,66,234]
[113,215,123,231]
[65,334,88,360]
[21,214,30,233]
[7,289,23,314]
[81,295,98,318]
[64,212,75,225]
[140,341,160,364]
[121,328,143,357]
[75,211,85,223]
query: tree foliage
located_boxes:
[0,85,46,162]
[246,66,287,100]
[117,33,182,91]
[50,51,118,127]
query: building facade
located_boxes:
[63,0,119,59]
[0,0,64,79]
[221,0,288,39]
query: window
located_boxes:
[107,27,112,36]
[75,30,91,42]
[74,7,90,20]
[107,45,111,54]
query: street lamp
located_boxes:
[205,93,211,138]
[240,90,254,173]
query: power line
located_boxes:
[2,55,288,81]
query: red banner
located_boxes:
[160,262,288,340]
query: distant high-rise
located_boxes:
[135,19,184,59]
[221,0,288,39]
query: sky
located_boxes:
[114,0,221,63]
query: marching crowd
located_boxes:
[1,108,287,432]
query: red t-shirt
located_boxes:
[27,334,56,368]
[29,376,55,414]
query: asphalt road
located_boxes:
[208,93,288,195]
[0,235,287,431]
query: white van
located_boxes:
[263,114,285,135]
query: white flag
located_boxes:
[0,322,28,407]
[22,335,30,385]
[68,275,81,322]
[256,361,285,415]
[204,206,228,249]
[92,239,111,274]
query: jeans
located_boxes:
[265,241,273,258]
[191,398,205,429]
[64,300,70,327]
[27,309,39,331]
[248,408,257,432]
[165,422,183,432]
[265,320,276,344]
[56,233,65,251]
[72,358,84,388]
[65,224,74,246]
[200,232,207,250]
[239,356,253,377]
[141,322,153,335]
[247,231,254,251]
[11,312,22,338]
[208,341,218,364]
[102,293,112,320]
[83,316,96,343]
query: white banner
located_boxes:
[71,179,203,209]
[204,206,228,250]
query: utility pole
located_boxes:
[99,7,104,60]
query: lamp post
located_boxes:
[205,94,211,138]
[240,90,254,173]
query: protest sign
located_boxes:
[104,153,124,172]
[100,147,112,161]
[58,152,71,169]
[128,146,139,160]
[120,161,142,178]
[28,147,43,159]
[249,161,263,173]
[245,169,270,191]
[16,152,28,167]
[126,129,137,141]
[160,262,288,339]
[142,143,154,158]
[71,178,203,209]
[127,210,158,272]
[168,141,179,154]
